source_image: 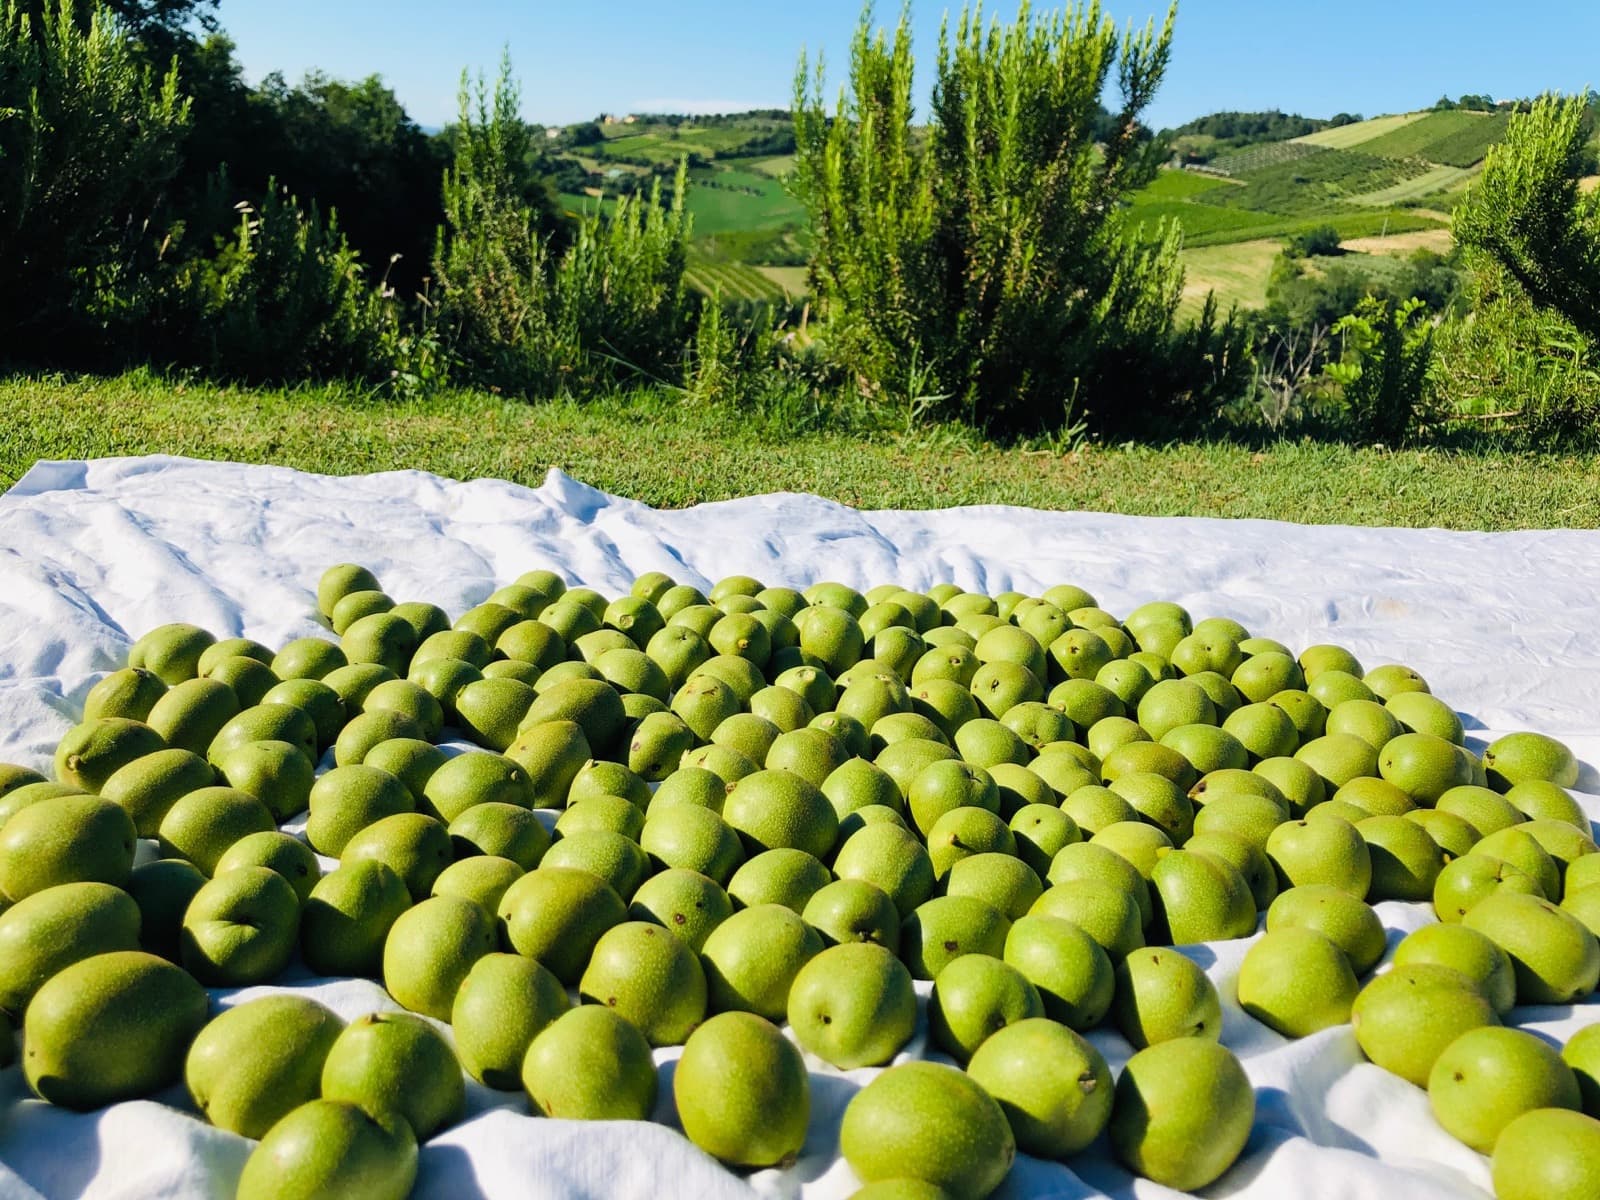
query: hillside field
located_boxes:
[1350,164,1476,207]
[555,115,806,302]
[1179,240,1283,312]
[1136,106,1524,313]
[1296,112,1425,149]
[682,257,789,304]
[1353,110,1510,167]
[554,104,1522,315]
[684,166,805,235]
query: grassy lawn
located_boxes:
[3,373,1598,530]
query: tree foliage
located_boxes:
[1285,225,1342,258]
[239,67,449,292]
[1455,92,1600,345]
[431,60,555,390]
[156,179,398,382]
[0,0,190,357]
[1435,93,1498,113]
[1169,109,1340,146]
[794,0,1244,436]
[14,0,214,39]
[1326,297,1433,444]
[159,36,456,296]
[432,58,694,396]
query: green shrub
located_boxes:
[431,59,555,393]
[433,56,694,397]
[1431,266,1600,445]
[793,1,1243,437]
[1286,225,1343,258]
[160,181,398,383]
[1456,92,1600,345]
[549,171,692,386]
[1444,92,1600,442]
[0,0,189,361]
[1325,297,1434,444]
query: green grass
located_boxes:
[1134,200,1440,250]
[1126,200,1286,241]
[3,372,1598,530]
[744,154,796,178]
[589,120,790,164]
[1295,112,1427,150]
[1356,110,1510,167]
[589,135,693,166]
[570,155,649,177]
[691,225,811,268]
[1421,113,1513,167]
[1130,164,1442,251]
[754,266,809,297]
[672,125,781,154]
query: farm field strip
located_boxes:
[1338,228,1456,256]
[744,155,796,178]
[1294,111,1427,149]
[1356,109,1509,166]
[1178,238,1283,312]
[1197,149,1439,215]
[1178,210,1442,250]
[1207,140,1325,176]
[684,259,787,302]
[1349,163,1477,206]
[752,265,809,297]
[1128,199,1286,240]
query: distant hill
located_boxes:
[1291,108,1511,167]
[1133,103,1531,313]
[534,98,1589,311]
[540,111,804,304]
[1164,110,1363,164]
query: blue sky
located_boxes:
[220,1,1599,131]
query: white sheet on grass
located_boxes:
[0,455,1598,1200]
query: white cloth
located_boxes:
[1,454,1598,1200]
